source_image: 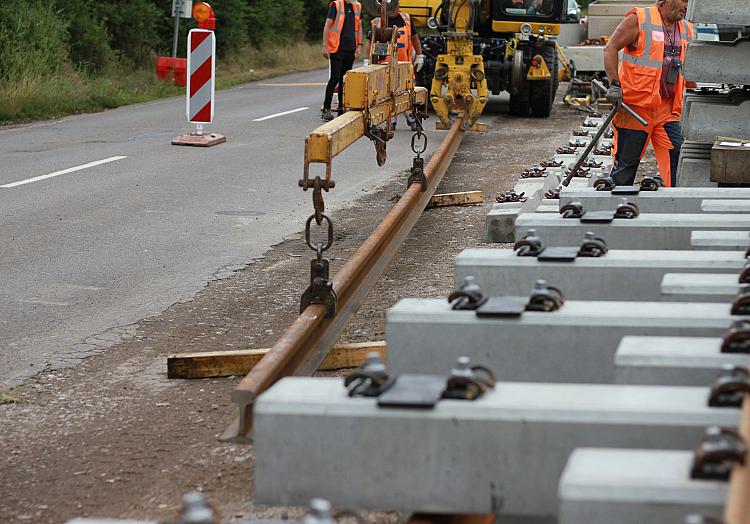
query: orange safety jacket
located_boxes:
[619,5,694,115]
[327,0,362,55]
[372,12,412,62]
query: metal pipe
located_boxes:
[560,81,648,187]
[224,116,466,442]
[172,0,183,59]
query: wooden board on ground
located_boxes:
[428,191,483,209]
[167,341,387,379]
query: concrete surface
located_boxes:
[615,336,745,386]
[454,248,745,301]
[254,377,737,517]
[557,187,750,214]
[511,212,750,249]
[692,230,749,250]
[559,448,726,524]
[386,298,742,383]
[684,40,750,85]
[661,272,741,302]
[690,0,750,25]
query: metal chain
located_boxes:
[300,175,337,318]
[407,94,428,191]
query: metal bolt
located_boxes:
[175,491,217,524]
[451,356,475,378]
[363,352,386,374]
[305,499,336,524]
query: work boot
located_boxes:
[321,109,334,121]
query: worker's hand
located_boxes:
[414,54,425,72]
[606,82,623,106]
[355,45,361,58]
[322,48,330,59]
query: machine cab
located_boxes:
[491,0,566,35]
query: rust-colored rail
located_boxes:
[726,396,750,524]
[408,513,495,524]
[223,116,466,442]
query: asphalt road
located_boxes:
[0,67,446,388]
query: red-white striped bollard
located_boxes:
[172,1,226,147]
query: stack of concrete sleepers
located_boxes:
[252,127,750,523]
[678,2,750,186]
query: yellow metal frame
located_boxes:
[527,53,551,80]
[429,18,488,130]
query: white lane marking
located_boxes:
[18,299,71,307]
[252,107,309,122]
[1,156,127,188]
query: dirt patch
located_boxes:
[0,98,594,523]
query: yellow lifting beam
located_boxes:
[301,63,428,190]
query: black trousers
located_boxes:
[323,50,356,112]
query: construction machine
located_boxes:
[363,0,571,128]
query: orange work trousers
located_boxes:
[610,97,684,187]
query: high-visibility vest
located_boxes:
[372,12,412,62]
[619,6,694,114]
[327,0,362,54]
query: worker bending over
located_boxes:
[366,4,425,130]
[604,0,694,187]
[321,0,364,121]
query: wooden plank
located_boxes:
[427,190,483,209]
[167,341,387,379]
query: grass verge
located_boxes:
[0,42,326,125]
[0,388,16,405]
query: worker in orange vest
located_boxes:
[321,0,363,121]
[365,4,425,130]
[603,0,694,187]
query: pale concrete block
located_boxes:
[387,298,743,383]
[454,248,745,301]
[483,203,523,243]
[559,448,726,524]
[692,230,750,250]
[512,213,750,249]
[690,0,750,25]
[615,336,746,386]
[684,40,750,85]
[559,188,750,214]
[661,272,741,302]
[254,378,737,516]
[702,200,750,213]
[561,45,605,72]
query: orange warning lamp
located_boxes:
[192,2,215,30]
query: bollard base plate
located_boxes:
[172,132,226,147]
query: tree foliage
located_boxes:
[1,0,329,77]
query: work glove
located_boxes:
[414,54,425,72]
[606,81,623,106]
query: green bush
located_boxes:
[246,0,305,47]
[0,0,69,81]
[303,0,329,42]
[54,0,114,70]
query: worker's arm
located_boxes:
[322,18,333,58]
[411,34,422,55]
[603,13,639,84]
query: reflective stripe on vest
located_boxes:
[372,12,412,62]
[328,0,361,55]
[619,6,694,110]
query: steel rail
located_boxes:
[725,396,750,524]
[223,116,466,442]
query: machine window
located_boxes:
[502,0,555,17]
